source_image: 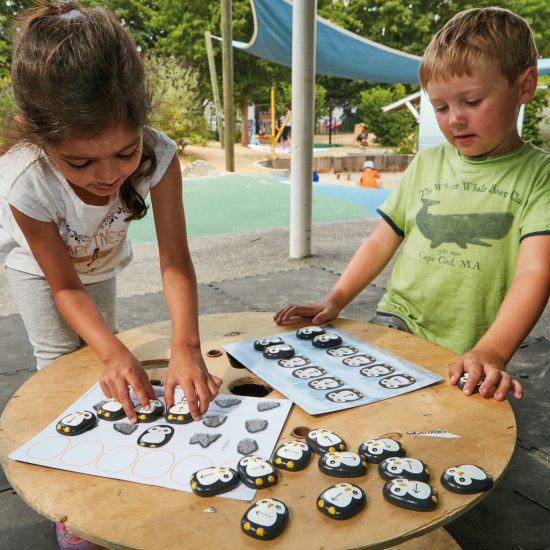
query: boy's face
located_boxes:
[427,63,536,157]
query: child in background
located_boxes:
[358,160,381,188]
[275,7,550,402]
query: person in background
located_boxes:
[358,160,380,188]
[356,125,369,146]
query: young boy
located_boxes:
[274,7,550,402]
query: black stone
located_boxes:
[306,428,347,455]
[383,478,438,511]
[318,451,367,477]
[272,440,311,471]
[237,456,279,489]
[358,438,406,464]
[378,457,430,481]
[241,498,289,540]
[441,464,494,494]
[317,483,366,519]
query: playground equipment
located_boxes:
[250,87,291,159]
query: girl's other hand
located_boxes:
[164,350,222,421]
[99,353,156,423]
[273,299,341,326]
[449,349,523,401]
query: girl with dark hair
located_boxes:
[0,6,221,537]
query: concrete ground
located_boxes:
[0,144,549,549]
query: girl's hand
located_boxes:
[164,350,222,421]
[449,349,523,401]
[99,353,156,423]
[273,299,341,326]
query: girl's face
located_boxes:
[46,126,143,204]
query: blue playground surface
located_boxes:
[128,173,391,242]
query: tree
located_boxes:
[357,84,416,147]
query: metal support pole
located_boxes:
[204,31,224,148]
[289,0,317,258]
[221,0,234,171]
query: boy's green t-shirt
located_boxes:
[377,142,550,354]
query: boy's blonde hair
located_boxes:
[419,7,538,88]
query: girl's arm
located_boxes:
[450,234,550,400]
[150,154,222,420]
[274,219,403,324]
[10,206,156,422]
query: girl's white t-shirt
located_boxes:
[0,127,176,284]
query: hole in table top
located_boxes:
[291,426,311,439]
[227,354,247,369]
[206,349,223,357]
[224,331,242,337]
[229,381,273,398]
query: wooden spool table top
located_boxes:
[0,313,516,549]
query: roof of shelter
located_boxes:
[233,0,421,84]
[232,0,550,84]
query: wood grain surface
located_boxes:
[0,313,515,549]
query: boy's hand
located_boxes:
[449,349,523,401]
[100,353,156,423]
[273,299,341,325]
[164,350,222,421]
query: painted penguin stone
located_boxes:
[135,399,165,423]
[326,345,358,357]
[165,398,193,424]
[306,428,347,455]
[441,464,494,494]
[325,388,363,403]
[312,333,342,349]
[379,374,416,389]
[457,373,483,393]
[318,451,367,477]
[96,399,126,421]
[263,344,295,360]
[272,440,311,471]
[296,326,325,340]
[358,438,406,464]
[237,455,279,489]
[291,366,326,379]
[308,376,344,390]
[278,355,310,368]
[378,457,430,482]
[317,482,366,520]
[241,498,289,540]
[342,354,375,367]
[190,466,240,496]
[253,336,284,351]
[137,425,174,448]
[56,410,96,436]
[360,364,396,377]
[383,478,438,511]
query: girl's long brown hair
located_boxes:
[8,0,156,220]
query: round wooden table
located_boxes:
[0,313,516,549]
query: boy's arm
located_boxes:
[450,234,550,400]
[150,154,222,419]
[274,219,403,324]
[9,206,155,422]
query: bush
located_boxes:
[357,84,416,148]
[144,54,208,148]
[523,85,549,148]
[0,75,15,150]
